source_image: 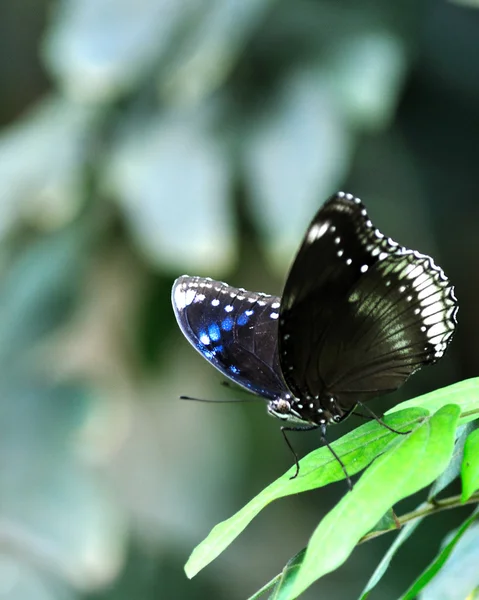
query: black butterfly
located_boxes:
[172,192,458,481]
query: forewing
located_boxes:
[279,192,458,406]
[172,276,289,399]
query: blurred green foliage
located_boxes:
[0,1,477,599]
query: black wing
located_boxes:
[172,275,290,400]
[279,192,458,409]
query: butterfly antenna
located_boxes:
[356,401,411,435]
[180,395,258,403]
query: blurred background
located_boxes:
[0,1,477,599]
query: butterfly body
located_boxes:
[172,192,458,437]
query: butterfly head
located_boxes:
[267,392,350,427]
[267,395,309,425]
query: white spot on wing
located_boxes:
[307,222,329,243]
[174,285,196,309]
[428,322,449,338]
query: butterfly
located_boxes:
[172,192,458,481]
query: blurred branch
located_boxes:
[360,492,479,544]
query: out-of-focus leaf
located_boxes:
[0,226,126,590]
[289,405,460,599]
[105,104,235,274]
[0,557,75,600]
[43,0,203,102]
[359,508,426,600]
[402,511,479,600]
[461,428,479,501]
[185,407,426,578]
[355,426,477,600]
[429,422,476,499]
[242,67,353,269]
[255,510,411,600]
[0,224,90,361]
[0,379,126,590]
[160,0,277,104]
[0,96,96,237]
[450,0,479,8]
[327,31,408,131]
[361,402,479,599]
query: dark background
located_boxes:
[0,1,477,599]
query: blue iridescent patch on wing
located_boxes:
[202,344,224,360]
[221,317,233,331]
[237,312,249,326]
[208,323,221,341]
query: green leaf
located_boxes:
[246,549,306,600]
[186,378,479,586]
[289,405,461,599]
[461,428,479,502]
[370,508,400,534]
[267,549,306,600]
[398,509,479,600]
[387,377,479,425]
[185,408,425,578]
[360,423,477,600]
[257,509,401,600]
[429,422,476,500]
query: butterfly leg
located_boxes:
[319,424,353,491]
[280,425,318,479]
[356,401,412,435]
[351,411,375,421]
[281,425,353,491]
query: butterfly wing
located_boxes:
[279,192,458,410]
[172,275,289,399]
